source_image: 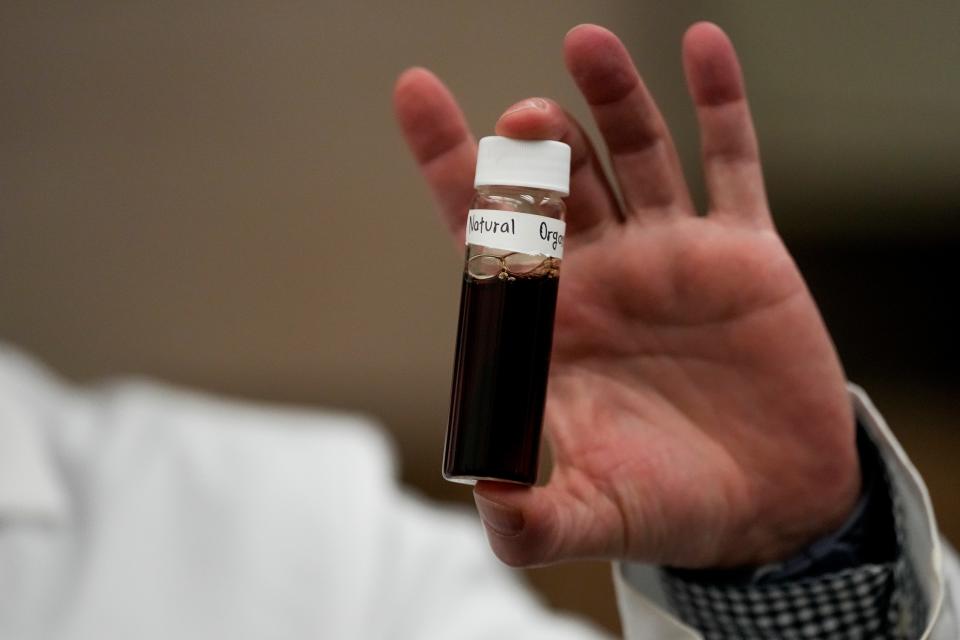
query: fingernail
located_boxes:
[474,493,524,537]
[502,98,548,117]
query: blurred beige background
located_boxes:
[2,1,958,634]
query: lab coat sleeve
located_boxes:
[364,482,613,639]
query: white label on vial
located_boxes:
[465,209,565,259]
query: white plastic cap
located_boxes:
[474,136,571,196]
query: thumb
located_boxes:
[473,475,626,567]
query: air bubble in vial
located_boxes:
[467,254,503,279]
[503,253,546,276]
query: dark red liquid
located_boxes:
[444,273,559,484]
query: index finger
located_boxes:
[393,67,476,239]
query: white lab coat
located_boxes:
[0,344,957,639]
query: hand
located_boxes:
[393,22,859,569]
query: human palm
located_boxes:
[395,23,859,569]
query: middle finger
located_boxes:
[564,25,694,219]
[495,97,623,237]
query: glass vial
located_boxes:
[444,136,571,485]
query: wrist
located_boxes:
[741,411,863,568]
[669,418,893,584]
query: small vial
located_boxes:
[444,136,571,485]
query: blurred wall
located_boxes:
[2,2,958,634]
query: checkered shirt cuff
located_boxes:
[662,561,899,639]
[659,486,925,640]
